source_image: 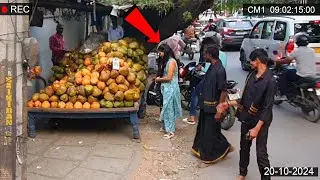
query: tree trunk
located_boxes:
[143,0,213,52]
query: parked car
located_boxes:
[216,18,253,50]
[240,16,320,71]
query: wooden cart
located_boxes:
[27,94,146,140]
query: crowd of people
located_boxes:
[155,18,318,179]
[154,20,278,180]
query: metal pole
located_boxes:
[92,0,97,32]
[0,0,28,179]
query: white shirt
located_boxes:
[108,26,124,41]
[289,46,317,77]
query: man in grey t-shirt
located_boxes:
[288,46,317,77]
[276,33,317,97]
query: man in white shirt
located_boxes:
[108,16,124,42]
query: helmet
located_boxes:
[294,32,309,46]
[208,23,216,31]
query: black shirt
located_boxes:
[199,60,226,113]
[237,69,276,125]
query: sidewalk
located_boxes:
[26,120,143,180]
[26,106,242,180]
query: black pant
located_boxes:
[239,123,271,180]
[279,69,302,95]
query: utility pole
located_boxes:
[0,0,29,179]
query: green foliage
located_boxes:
[101,0,175,11]
[183,11,193,22]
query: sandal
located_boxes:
[163,132,174,139]
[182,117,196,125]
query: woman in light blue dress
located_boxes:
[155,44,183,139]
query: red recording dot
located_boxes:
[1,6,8,14]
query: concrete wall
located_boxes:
[29,15,86,82]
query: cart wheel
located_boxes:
[138,104,146,119]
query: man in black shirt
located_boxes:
[216,49,276,180]
[191,45,233,166]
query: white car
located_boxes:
[240,16,320,72]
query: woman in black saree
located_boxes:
[191,46,234,165]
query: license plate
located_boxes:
[313,47,320,53]
[236,32,246,35]
[316,89,320,96]
[228,92,241,101]
[184,81,190,85]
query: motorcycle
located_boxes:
[270,58,320,122]
[179,62,204,110]
[222,80,239,130]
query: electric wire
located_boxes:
[0,0,39,86]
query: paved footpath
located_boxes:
[26,120,143,180]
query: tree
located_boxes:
[101,0,214,51]
[101,0,319,51]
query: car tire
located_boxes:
[240,50,250,71]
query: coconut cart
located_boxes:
[27,35,148,141]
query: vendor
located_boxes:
[49,23,68,66]
[108,16,124,42]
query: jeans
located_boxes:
[189,80,204,116]
[279,69,302,95]
[239,123,271,180]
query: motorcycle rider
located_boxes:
[202,19,214,32]
[204,23,222,49]
[199,24,224,65]
[275,32,317,99]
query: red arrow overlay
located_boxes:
[124,6,160,43]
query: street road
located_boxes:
[180,50,320,180]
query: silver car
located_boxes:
[240,16,320,71]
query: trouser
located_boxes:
[279,69,302,95]
[239,123,271,180]
[189,80,204,116]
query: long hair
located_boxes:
[157,44,175,76]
